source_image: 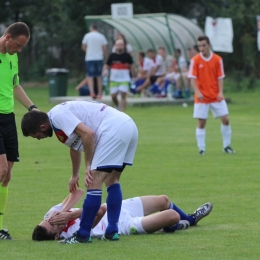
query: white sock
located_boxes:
[196,128,206,151]
[221,124,232,148]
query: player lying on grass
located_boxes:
[32,189,213,242]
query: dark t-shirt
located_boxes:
[106,53,133,82]
[106,53,133,67]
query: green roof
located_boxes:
[84,13,204,59]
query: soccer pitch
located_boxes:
[1,86,260,260]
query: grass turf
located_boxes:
[1,85,260,259]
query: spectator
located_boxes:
[112,33,133,55]
[135,49,163,95]
[175,48,188,72]
[82,24,108,99]
[149,47,174,96]
[75,78,90,96]
[103,39,135,112]
[131,51,154,95]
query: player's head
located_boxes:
[176,48,182,57]
[115,39,125,54]
[158,47,166,58]
[197,36,211,57]
[3,22,30,55]
[147,49,156,59]
[138,51,145,61]
[21,111,53,139]
[32,221,62,241]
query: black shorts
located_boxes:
[0,113,19,162]
[150,75,163,84]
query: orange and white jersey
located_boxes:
[188,52,225,103]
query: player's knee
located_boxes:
[0,165,9,182]
[173,212,180,223]
[221,116,229,125]
[168,210,180,224]
[159,195,170,209]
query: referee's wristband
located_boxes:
[28,105,38,111]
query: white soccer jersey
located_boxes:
[47,101,131,151]
[43,197,146,239]
[43,204,81,239]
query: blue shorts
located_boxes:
[86,60,103,77]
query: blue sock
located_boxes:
[77,189,102,238]
[162,79,170,94]
[150,83,160,94]
[163,223,179,233]
[135,79,145,87]
[169,202,195,225]
[105,183,122,235]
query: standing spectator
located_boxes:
[0,22,38,240]
[103,39,135,112]
[188,36,235,155]
[82,24,108,99]
[112,33,133,55]
[21,100,138,244]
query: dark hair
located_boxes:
[176,48,181,55]
[32,225,56,241]
[138,51,145,58]
[5,22,30,39]
[90,24,98,30]
[197,36,210,44]
[21,111,49,136]
[193,45,199,53]
[147,49,155,53]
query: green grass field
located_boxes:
[1,85,260,260]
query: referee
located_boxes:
[0,22,37,239]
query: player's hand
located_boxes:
[46,211,62,220]
[84,166,94,187]
[49,212,71,225]
[69,175,79,193]
[217,92,223,101]
[196,90,204,101]
[75,86,81,91]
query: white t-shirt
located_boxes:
[178,56,188,70]
[47,101,131,151]
[143,57,155,75]
[154,55,163,76]
[82,31,108,61]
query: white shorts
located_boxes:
[193,100,229,119]
[110,81,129,94]
[118,197,146,235]
[91,117,138,170]
[165,72,179,82]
